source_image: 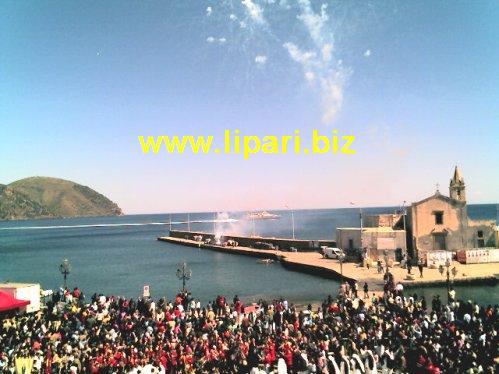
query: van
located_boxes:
[321,246,343,259]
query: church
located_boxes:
[336,167,497,264]
[406,167,497,260]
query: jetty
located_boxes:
[158,233,499,292]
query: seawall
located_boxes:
[158,236,498,291]
[168,229,336,252]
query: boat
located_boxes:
[246,211,281,220]
[257,259,274,265]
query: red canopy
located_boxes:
[0,291,30,312]
[244,303,258,314]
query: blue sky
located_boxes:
[1,1,498,213]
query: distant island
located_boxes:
[0,177,123,220]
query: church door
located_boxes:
[433,234,446,251]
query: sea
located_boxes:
[1,205,498,306]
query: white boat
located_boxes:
[246,211,281,220]
[257,259,274,264]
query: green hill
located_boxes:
[0,177,123,220]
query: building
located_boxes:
[337,167,497,264]
[337,212,408,263]
[467,220,498,249]
[406,167,497,261]
[336,226,407,263]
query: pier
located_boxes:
[167,229,336,251]
[158,235,499,292]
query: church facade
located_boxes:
[335,167,497,264]
[406,167,497,260]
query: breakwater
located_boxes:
[168,229,336,252]
[158,235,498,292]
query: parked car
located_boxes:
[321,246,343,259]
[253,242,275,250]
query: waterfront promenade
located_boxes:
[158,236,499,292]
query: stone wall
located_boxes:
[168,230,336,251]
[363,214,404,228]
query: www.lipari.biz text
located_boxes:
[138,130,355,159]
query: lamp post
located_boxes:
[401,201,408,262]
[176,262,192,293]
[383,249,389,274]
[285,205,295,239]
[438,258,456,303]
[59,259,71,289]
[401,201,407,232]
[350,202,363,262]
[338,252,346,283]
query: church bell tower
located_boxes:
[449,166,466,202]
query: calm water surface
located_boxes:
[0,205,497,305]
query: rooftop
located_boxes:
[337,227,405,232]
[0,283,39,288]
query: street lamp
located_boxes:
[438,258,455,303]
[176,262,192,293]
[285,205,295,239]
[383,249,389,274]
[338,252,346,282]
[59,259,71,289]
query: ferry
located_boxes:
[246,211,281,220]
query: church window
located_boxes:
[434,211,444,225]
[477,230,484,238]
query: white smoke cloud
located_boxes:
[321,43,332,62]
[206,0,352,123]
[255,55,267,65]
[320,74,344,123]
[364,49,371,57]
[296,0,329,45]
[207,36,227,45]
[242,0,265,24]
[282,1,351,123]
[283,42,316,66]
[304,71,315,82]
[206,6,212,16]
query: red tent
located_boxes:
[0,291,30,312]
[244,303,258,314]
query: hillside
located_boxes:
[0,177,123,220]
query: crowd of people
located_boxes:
[0,285,497,373]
